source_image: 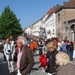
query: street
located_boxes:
[0,52,75,75]
[0,52,47,75]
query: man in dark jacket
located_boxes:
[16,36,34,75]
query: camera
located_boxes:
[8,50,11,52]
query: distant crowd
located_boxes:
[0,36,75,75]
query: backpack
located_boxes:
[39,54,47,68]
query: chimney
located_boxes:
[56,4,59,7]
[53,6,56,8]
[63,2,67,5]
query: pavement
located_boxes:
[0,52,9,75]
[0,52,47,75]
[0,52,75,75]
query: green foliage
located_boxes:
[0,6,23,39]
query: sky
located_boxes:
[0,0,69,29]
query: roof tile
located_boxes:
[46,8,54,15]
[64,0,75,7]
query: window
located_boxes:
[53,28,55,32]
[58,14,60,22]
[65,27,68,32]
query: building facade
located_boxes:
[23,0,75,41]
[55,0,75,41]
[43,8,56,39]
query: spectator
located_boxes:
[4,38,15,75]
[16,36,34,75]
[45,41,59,74]
[0,39,4,53]
[70,41,74,60]
[33,39,38,55]
[29,39,34,53]
[66,41,71,59]
[38,39,44,56]
[73,49,75,60]
[13,41,18,63]
[61,40,67,53]
[56,52,75,75]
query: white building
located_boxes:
[43,8,56,39]
[24,7,57,40]
[31,20,41,36]
[25,26,31,35]
[31,14,48,37]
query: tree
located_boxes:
[0,6,23,39]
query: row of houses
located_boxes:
[24,0,75,41]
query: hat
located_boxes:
[47,42,56,49]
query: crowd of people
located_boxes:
[0,36,75,75]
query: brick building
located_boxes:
[55,0,75,41]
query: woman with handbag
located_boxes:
[45,41,59,75]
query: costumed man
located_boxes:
[4,38,15,75]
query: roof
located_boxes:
[64,0,75,7]
[54,0,75,13]
[46,8,55,15]
[54,5,63,13]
